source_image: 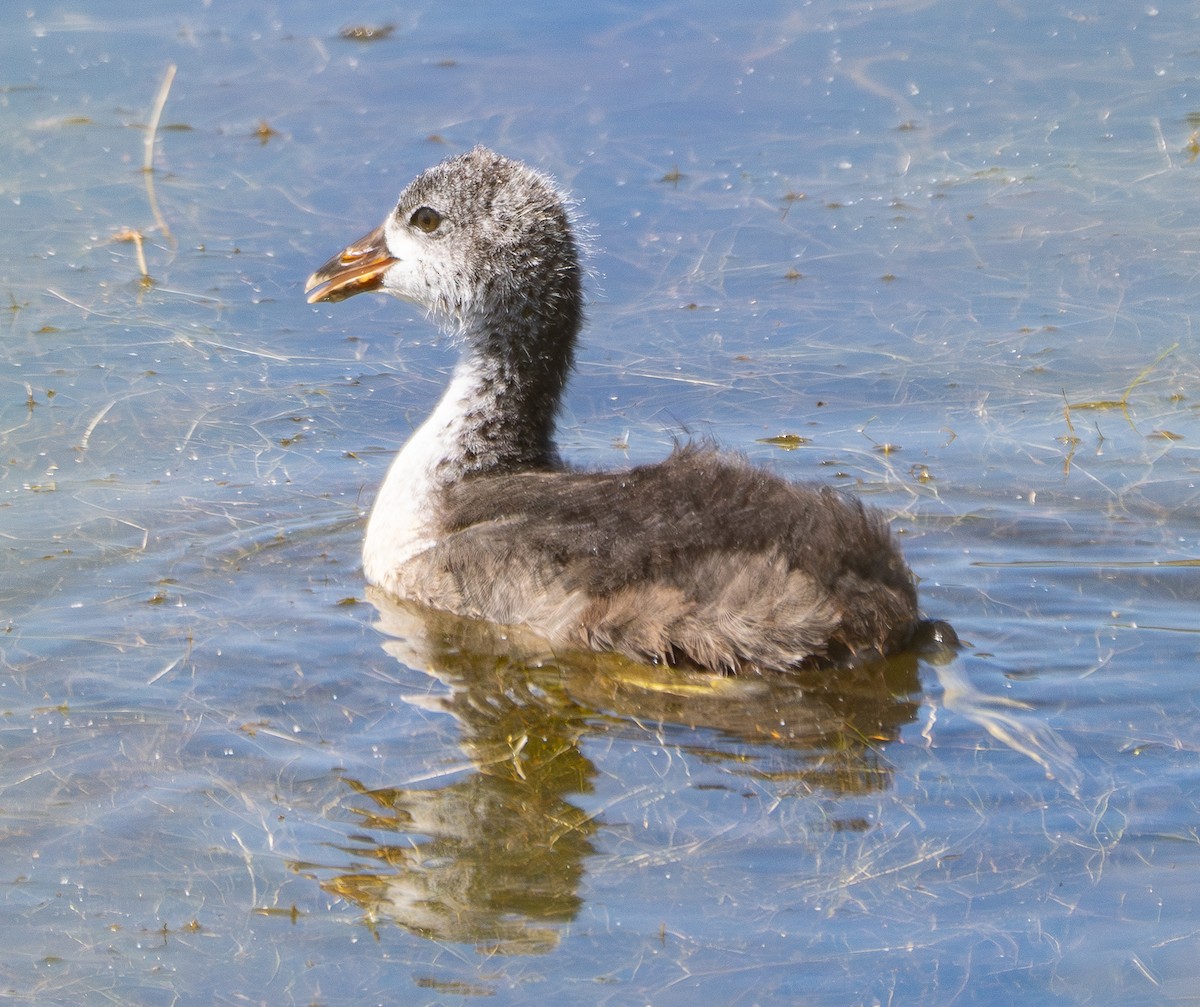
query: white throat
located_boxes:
[361,356,490,592]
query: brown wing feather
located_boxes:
[414,445,917,671]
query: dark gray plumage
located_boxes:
[306,146,926,673]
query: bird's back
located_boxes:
[399,445,919,672]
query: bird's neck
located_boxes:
[362,308,576,586]
[430,306,575,480]
[413,352,558,485]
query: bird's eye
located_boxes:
[409,206,442,233]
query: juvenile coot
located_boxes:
[306,146,925,672]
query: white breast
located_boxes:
[362,361,483,593]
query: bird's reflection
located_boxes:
[315,590,928,951]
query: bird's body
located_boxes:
[307,146,926,672]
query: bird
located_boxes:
[306,145,933,673]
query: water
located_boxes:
[2,2,1198,1004]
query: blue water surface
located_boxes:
[2,2,1199,1004]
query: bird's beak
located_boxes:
[305,222,396,304]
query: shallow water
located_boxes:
[2,2,1199,1004]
